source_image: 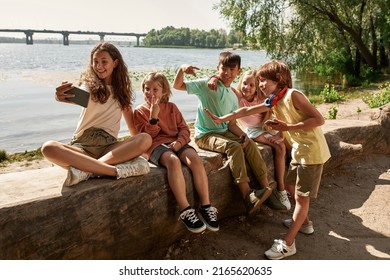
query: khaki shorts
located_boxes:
[285,163,324,198]
[70,127,118,159]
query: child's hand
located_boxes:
[239,134,249,149]
[265,119,288,131]
[265,134,284,145]
[169,141,182,152]
[150,96,160,118]
[181,64,199,76]
[55,81,75,104]
[207,75,219,91]
[204,108,224,124]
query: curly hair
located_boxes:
[141,72,172,103]
[79,41,134,110]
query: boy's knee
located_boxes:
[227,141,245,157]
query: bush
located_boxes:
[328,105,338,119]
[363,82,390,108]
[0,149,8,162]
[321,83,345,103]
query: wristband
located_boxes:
[149,118,159,125]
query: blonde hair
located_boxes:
[236,69,267,99]
[141,72,172,102]
[257,60,293,89]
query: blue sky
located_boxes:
[1,0,230,38]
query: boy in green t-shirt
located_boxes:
[173,51,272,214]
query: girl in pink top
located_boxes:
[133,72,218,234]
[235,70,290,210]
[209,70,290,211]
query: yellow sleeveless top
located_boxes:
[273,88,331,164]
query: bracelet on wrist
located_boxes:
[149,118,159,125]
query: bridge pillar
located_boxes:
[99,34,105,41]
[62,32,70,46]
[24,31,33,45]
[136,35,140,46]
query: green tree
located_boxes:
[216,0,390,85]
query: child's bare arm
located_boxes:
[207,75,219,91]
[123,105,138,136]
[290,91,325,129]
[204,103,270,123]
[173,64,199,91]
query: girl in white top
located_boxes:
[41,42,152,187]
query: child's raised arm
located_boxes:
[173,64,199,91]
[204,103,270,124]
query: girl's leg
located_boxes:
[41,140,117,176]
[100,132,151,165]
[159,150,189,211]
[180,147,219,231]
[41,133,151,176]
[254,135,286,191]
[179,148,210,206]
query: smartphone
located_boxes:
[64,87,90,108]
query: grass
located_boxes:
[0,148,44,166]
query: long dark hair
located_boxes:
[80,41,134,109]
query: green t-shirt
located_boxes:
[185,78,238,138]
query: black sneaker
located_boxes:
[179,208,206,233]
[199,205,219,232]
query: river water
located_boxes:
[0,43,322,153]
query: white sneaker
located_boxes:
[278,190,291,210]
[283,218,314,235]
[264,239,297,260]
[116,156,150,179]
[63,167,91,187]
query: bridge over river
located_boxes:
[0,29,146,45]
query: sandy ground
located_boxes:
[163,98,390,260]
[1,98,389,260]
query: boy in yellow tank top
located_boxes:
[205,60,331,259]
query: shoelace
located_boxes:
[179,209,199,224]
[117,163,135,177]
[280,194,289,203]
[272,239,288,253]
[203,207,218,222]
[249,191,258,204]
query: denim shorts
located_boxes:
[246,126,267,139]
[70,127,118,159]
[150,143,195,166]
